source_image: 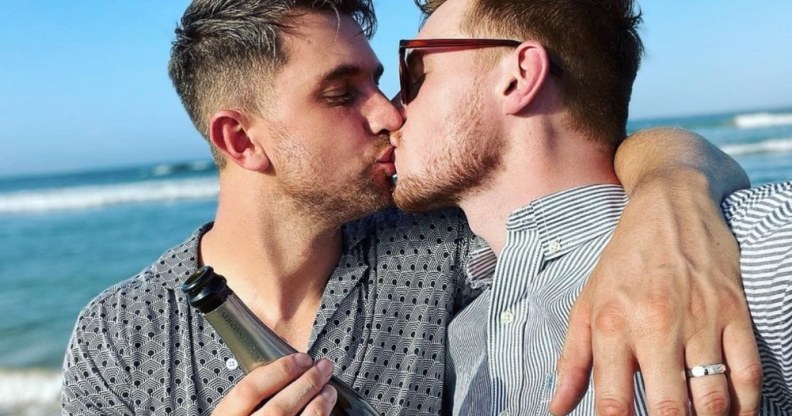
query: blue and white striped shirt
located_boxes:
[446,182,792,415]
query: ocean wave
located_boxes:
[721,137,792,156]
[151,160,214,177]
[0,368,60,416]
[733,112,792,129]
[0,177,219,214]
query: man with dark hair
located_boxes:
[63,0,759,414]
[393,0,790,414]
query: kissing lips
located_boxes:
[376,146,397,177]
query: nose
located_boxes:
[369,92,404,136]
[389,128,401,148]
[388,94,407,147]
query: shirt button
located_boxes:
[549,240,562,253]
[500,310,515,324]
[499,411,511,416]
[226,358,239,370]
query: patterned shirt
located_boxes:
[62,207,478,416]
[446,182,792,415]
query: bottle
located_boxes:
[181,266,380,416]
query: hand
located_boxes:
[549,174,762,415]
[213,353,337,416]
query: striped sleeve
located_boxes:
[722,181,792,412]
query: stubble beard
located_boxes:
[275,133,393,226]
[393,92,505,212]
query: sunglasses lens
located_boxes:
[401,49,424,105]
[399,51,410,105]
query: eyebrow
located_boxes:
[319,63,385,86]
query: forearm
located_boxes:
[615,127,750,201]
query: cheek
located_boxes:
[398,127,441,176]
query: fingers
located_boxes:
[550,298,594,415]
[625,297,690,416]
[684,329,730,415]
[589,302,639,416]
[722,322,762,415]
[214,353,335,416]
[259,359,335,415]
[299,385,337,416]
[215,353,314,415]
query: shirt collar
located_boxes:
[154,213,373,293]
[155,222,212,291]
[466,184,627,287]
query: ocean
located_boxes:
[2,109,792,415]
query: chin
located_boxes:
[341,182,394,220]
[392,176,455,213]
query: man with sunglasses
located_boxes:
[391,0,791,414]
[62,0,762,415]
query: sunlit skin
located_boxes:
[202,12,410,414]
[242,12,400,225]
[201,11,402,351]
[206,4,758,415]
[387,0,756,414]
[390,30,509,212]
[391,0,616,234]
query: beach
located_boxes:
[1,108,791,415]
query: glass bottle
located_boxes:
[182,266,379,416]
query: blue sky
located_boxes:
[1,1,790,178]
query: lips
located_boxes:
[376,146,397,177]
[377,146,395,164]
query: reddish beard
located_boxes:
[393,94,506,212]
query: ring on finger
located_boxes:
[685,363,727,378]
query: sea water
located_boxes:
[1,109,791,415]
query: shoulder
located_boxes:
[725,184,792,408]
[70,264,172,350]
[722,181,792,223]
[722,181,792,244]
[77,265,159,315]
[62,226,209,414]
[70,224,208,342]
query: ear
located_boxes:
[208,110,271,172]
[496,41,552,115]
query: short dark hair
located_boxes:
[169,0,377,168]
[416,0,643,149]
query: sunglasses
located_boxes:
[398,38,564,105]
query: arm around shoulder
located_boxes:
[615,127,749,199]
[551,128,762,415]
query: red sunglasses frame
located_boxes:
[398,38,564,105]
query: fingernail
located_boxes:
[321,385,337,401]
[294,353,313,368]
[317,359,334,377]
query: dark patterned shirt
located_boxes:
[62,207,477,416]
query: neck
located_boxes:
[460,121,619,255]
[199,168,343,349]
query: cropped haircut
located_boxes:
[416,0,643,149]
[169,0,376,168]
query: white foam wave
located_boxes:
[189,160,212,171]
[721,137,792,156]
[0,369,61,416]
[152,160,214,177]
[733,112,792,129]
[0,177,219,214]
[152,164,174,176]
